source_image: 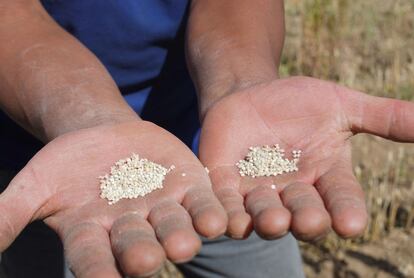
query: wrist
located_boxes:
[186,0,284,121]
[187,34,279,121]
[197,67,279,121]
[40,106,140,142]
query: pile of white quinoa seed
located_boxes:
[236,144,302,178]
[99,153,174,205]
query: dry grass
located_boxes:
[282,0,414,102]
[159,0,414,277]
[283,0,414,277]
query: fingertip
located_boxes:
[164,229,201,263]
[193,207,228,239]
[315,163,368,239]
[332,208,368,238]
[117,240,165,278]
[182,186,228,238]
[290,207,331,241]
[226,211,253,239]
[254,207,291,240]
[63,223,120,278]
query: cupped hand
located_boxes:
[0,121,227,278]
[199,76,414,241]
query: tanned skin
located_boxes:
[0,2,227,277]
[187,0,414,241]
[0,0,413,277]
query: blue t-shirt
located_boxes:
[0,0,200,170]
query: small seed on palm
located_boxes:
[99,153,174,205]
[236,145,301,178]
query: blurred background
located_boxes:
[160,0,414,277]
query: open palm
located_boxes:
[0,121,226,278]
[200,76,414,241]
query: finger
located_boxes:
[280,182,331,241]
[245,185,290,239]
[342,88,414,142]
[110,213,165,277]
[208,167,253,239]
[0,169,48,251]
[315,161,368,238]
[182,185,227,239]
[148,201,201,263]
[63,222,121,278]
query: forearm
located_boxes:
[186,0,285,119]
[0,1,138,142]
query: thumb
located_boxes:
[340,86,414,142]
[0,167,47,251]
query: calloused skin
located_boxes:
[200,76,414,240]
[0,121,227,278]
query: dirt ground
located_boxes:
[302,228,414,278]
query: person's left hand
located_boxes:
[199,76,414,241]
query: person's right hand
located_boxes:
[0,121,227,278]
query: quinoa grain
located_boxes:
[99,153,174,205]
[236,144,301,178]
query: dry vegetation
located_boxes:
[284,1,414,277]
[159,0,414,277]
